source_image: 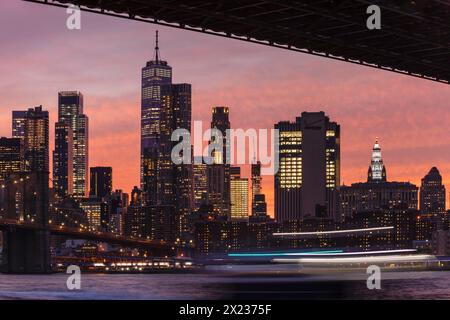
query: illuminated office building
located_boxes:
[141,30,172,191]
[125,187,151,238]
[105,189,129,235]
[230,166,249,221]
[250,194,269,222]
[24,106,49,173]
[211,106,230,163]
[420,167,446,228]
[251,161,262,199]
[139,32,193,241]
[208,107,231,217]
[0,137,24,179]
[274,112,340,222]
[79,198,107,231]
[250,160,269,221]
[58,91,89,198]
[90,166,113,199]
[193,157,208,211]
[158,83,193,239]
[194,220,248,256]
[53,122,73,197]
[12,110,27,140]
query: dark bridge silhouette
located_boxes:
[24,0,450,84]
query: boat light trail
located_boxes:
[273,226,394,237]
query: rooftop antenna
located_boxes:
[154,30,160,62]
[252,136,257,164]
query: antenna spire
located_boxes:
[252,136,257,163]
[155,30,160,62]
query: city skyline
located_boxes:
[3,1,450,215]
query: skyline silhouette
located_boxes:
[2,0,450,215]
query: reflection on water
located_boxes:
[0,267,449,300]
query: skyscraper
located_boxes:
[275,111,340,222]
[141,30,172,191]
[90,166,113,199]
[208,106,231,217]
[0,137,24,179]
[250,161,268,221]
[140,32,193,241]
[159,83,193,239]
[368,139,387,182]
[251,161,266,214]
[12,110,27,140]
[251,194,268,221]
[193,157,208,211]
[53,122,73,197]
[230,166,249,220]
[211,106,230,164]
[251,161,262,199]
[58,91,89,198]
[24,106,49,173]
[420,167,446,228]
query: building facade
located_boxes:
[141,31,173,191]
[340,141,418,218]
[53,122,73,198]
[58,91,89,198]
[12,110,27,140]
[420,167,446,229]
[193,157,208,211]
[24,106,49,173]
[230,166,249,221]
[275,112,340,222]
[89,166,113,199]
[0,137,24,179]
[208,106,231,218]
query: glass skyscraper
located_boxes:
[230,166,249,221]
[57,91,89,198]
[53,122,73,197]
[12,110,27,140]
[141,31,172,191]
[139,31,193,242]
[207,106,231,218]
[24,106,49,173]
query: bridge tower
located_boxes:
[0,171,51,273]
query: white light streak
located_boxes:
[283,249,417,256]
[273,226,394,236]
[273,254,437,264]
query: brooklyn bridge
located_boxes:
[0,172,183,273]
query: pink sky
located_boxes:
[2,0,450,215]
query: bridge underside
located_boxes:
[25,0,450,84]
